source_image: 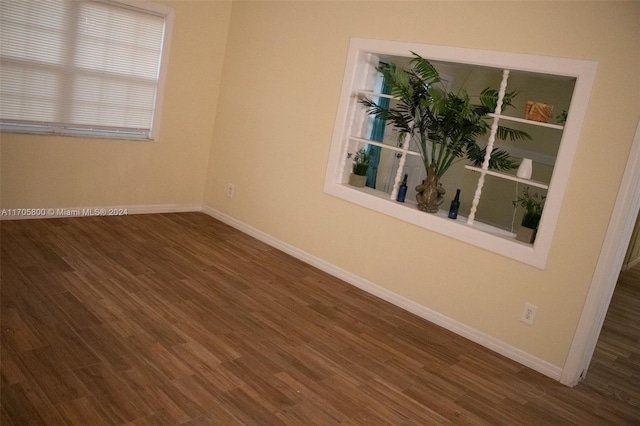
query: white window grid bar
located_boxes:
[467,69,510,225]
[350,69,560,220]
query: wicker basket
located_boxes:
[525,101,553,123]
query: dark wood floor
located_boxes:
[1,212,639,425]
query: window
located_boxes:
[324,38,596,268]
[0,0,173,140]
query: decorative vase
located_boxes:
[516,226,537,244]
[517,158,533,180]
[415,164,445,213]
[349,173,367,188]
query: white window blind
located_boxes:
[0,0,168,139]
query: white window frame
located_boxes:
[0,0,174,141]
[324,38,597,269]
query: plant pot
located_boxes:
[349,173,367,188]
[415,164,445,213]
[516,226,537,244]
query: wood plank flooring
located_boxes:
[1,212,639,425]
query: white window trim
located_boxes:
[0,0,174,142]
[123,0,174,142]
[324,38,597,269]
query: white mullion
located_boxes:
[467,69,510,225]
[337,95,361,183]
[389,133,412,201]
[338,53,379,183]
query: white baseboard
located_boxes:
[202,205,562,381]
[0,203,201,220]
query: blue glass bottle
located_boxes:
[397,174,408,202]
[448,189,461,219]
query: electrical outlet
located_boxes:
[226,183,235,198]
[520,302,537,325]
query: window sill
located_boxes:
[0,127,154,142]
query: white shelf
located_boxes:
[356,89,399,100]
[356,95,564,130]
[465,165,549,190]
[487,113,564,130]
[348,136,421,156]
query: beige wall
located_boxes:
[2,0,638,372]
[0,1,232,209]
[203,1,640,368]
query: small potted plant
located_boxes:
[515,187,545,243]
[556,109,568,125]
[347,148,371,187]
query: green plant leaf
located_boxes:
[361,53,530,179]
[409,52,441,85]
[478,87,520,113]
[516,186,546,228]
[496,126,532,141]
[467,146,518,171]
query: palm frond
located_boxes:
[467,146,518,170]
[409,52,441,85]
[479,88,498,112]
[478,87,520,113]
[496,126,532,141]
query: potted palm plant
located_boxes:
[348,148,371,187]
[361,52,530,213]
[515,186,545,243]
